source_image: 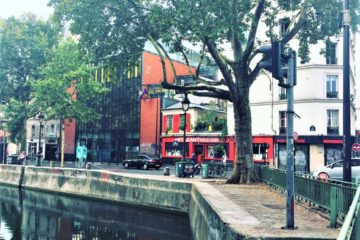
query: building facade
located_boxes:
[25,118,61,161]
[228,34,357,173]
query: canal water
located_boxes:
[0,185,193,240]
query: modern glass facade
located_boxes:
[77,59,141,163]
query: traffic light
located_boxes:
[258,41,288,86]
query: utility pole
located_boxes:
[286,50,297,229]
[342,0,351,182]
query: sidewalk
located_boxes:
[208,181,340,239]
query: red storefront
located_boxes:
[161,135,274,165]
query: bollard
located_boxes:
[163,167,170,176]
[50,161,55,167]
[86,162,91,169]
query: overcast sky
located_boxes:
[0,0,52,19]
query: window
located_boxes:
[31,125,35,138]
[180,114,186,131]
[167,115,173,130]
[327,109,339,135]
[279,111,287,134]
[326,41,337,64]
[279,18,290,37]
[326,75,338,98]
[279,87,287,100]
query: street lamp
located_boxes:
[37,112,45,166]
[0,120,6,164]
[181,93,190,161]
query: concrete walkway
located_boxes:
[207,181,340,239]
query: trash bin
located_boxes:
[163,167,170,176]
[201,163,209,178]
[175,161,185,177]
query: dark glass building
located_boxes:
[77,59,141,163]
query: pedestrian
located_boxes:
[222,151,227,166]
[18,151,26,165]
[191,153,196,163]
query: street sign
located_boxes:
[352,143,360,152]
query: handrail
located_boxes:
[337,185,360,240]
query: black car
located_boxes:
[123,155,162,170]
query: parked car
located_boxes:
[123,155,162,170]
[312,159,360,181]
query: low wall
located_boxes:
[0,164,24,187]
[21,166,192,213]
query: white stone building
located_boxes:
[228,30,357,173]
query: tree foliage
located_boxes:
[31,39,108,124]
[0,14,57,147]
[50,0,360,183]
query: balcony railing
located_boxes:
[326,56,338,65]
[327,126,339,135]
[327,91,338,98]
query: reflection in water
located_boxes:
[0,185,192,240]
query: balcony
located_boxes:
[327,126,339,135]
[326,91,338,98]
[326,56,337,65]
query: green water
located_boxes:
[0,185,192,240]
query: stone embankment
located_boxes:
[0,164,339,240]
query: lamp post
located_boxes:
[342,0,351,182]
[37,112,45,166]
[181,93,190,161]
[1,120,5,164]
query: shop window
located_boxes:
[208,145,215,158]
[253,143,269,161]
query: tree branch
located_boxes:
[242,0,266,63]
[147,34,168,83]
[161,80,230,99]
[230,0,242,62]
[190,90,232,102]
[281,7,308,44]
[204,38,236,90]
[249,62,262,85]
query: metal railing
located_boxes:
[258,166,358,218]
[337,186,360,240]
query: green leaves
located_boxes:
[31,40,108,124]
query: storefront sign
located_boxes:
[172,137,231,143]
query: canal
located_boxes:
[0,185,193,240]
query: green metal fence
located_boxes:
[258,166,358,218]
[337,186,360,240]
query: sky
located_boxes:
[0,0,53,20]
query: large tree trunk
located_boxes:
[226,87,255,184]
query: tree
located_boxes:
[0,14,57,148]
[31,39,108,167]
[50,0,360,183]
